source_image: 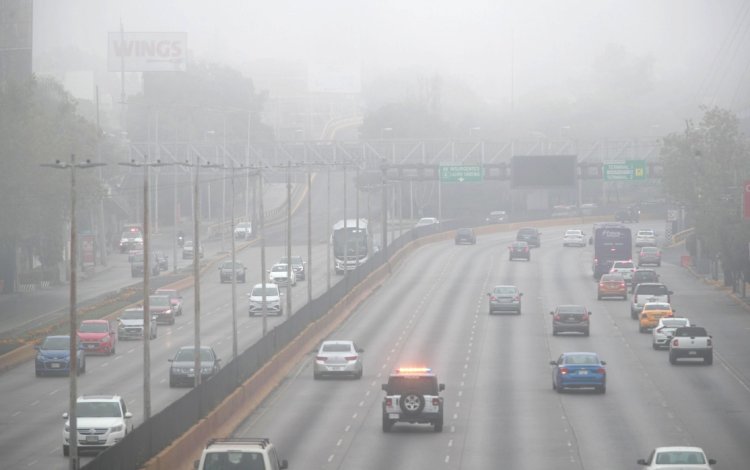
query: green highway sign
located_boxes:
[603,160,646,181]
[439,164,484,183]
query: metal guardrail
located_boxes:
[671,227,694,245]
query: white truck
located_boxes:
[194,437,288,470]
[668,326,713,365]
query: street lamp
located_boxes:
[41,154,106,470]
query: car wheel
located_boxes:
[169,375,176,388]
[630,310,638,320]
[657,262,661,267]
[552,379,556,390]
[81,359,86,374]
[652,343,659,350]
[63,445,69,457]
[552,329,558,336]
[400,393,425,415]
[704,352,713,365]
[599,383,607,394]
[35,369,42,377]
[583,329,590,337]
[434,417,444,432]
[110,345,116,355]
[669,352,678,365]
[313,371,321,380]
[382,414,394,433]
[508,256,512,261]
[597,294,602,300]
[639,326,645,333]
[356,369,363,379]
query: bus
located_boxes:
[591,223,632,279]
[332,219,370,274]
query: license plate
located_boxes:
[389,413,399,419]
[50,363,60,368]
[578,370,589,375]
[330,366,344,371]
[87,344,96,349]
[688,351,697,355]
[86,435,99,443]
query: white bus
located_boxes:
[331,219,370,274]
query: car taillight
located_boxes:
[554,314,561,321]
[559,367,568,375]
[707,338,712,347]
[596,367,606,375]
[386,398,393,407]
[672,339,679,347]
[598,282,604,287]
[490,296,497,301]
[581,312,589,320]
[432,398,440,406]
[524,247,529,252]
[316,356,327,362]
[619,282,625,288]
[513,296,520,302]
[345,355,358,361]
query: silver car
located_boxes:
[248,283,283,316]
[313,340,364,379]
[488,285,523,314]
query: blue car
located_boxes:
[35,335,86,377]
[550,352,606,394]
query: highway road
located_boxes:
[0,170,377,469]
[231,225,750,469]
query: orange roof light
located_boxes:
[396,367,431,374]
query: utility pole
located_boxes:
[286,160,293,317]
[326,165,331,291]
[307,164,312,305]
[119,157,171,419]
[343,163,348,279]
[42,155,105,470]
[381,161,389,264]
[258,169,268,335]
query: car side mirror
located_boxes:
[280,459,289,469]
[549,361,557,366]
[708,459,716,465]
[168,358,173,362]
[439,383,445,391]
[600,360,607,365]
[216,358,222,363]
[357,348,364,353]
[668,291,673,295]
[62,412,69,419]
[549,311,554,315]
[124,412,133,419]
[381,384,388,391]
[588,311,593,315]
[519,293,523,297]
[637,459,647,465]
[194,460,200,469]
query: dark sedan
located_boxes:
[218,260,247,283]
[454,228,476,245]
[168,346,221,387]
[551,305,591,336]
[508,241,530,261]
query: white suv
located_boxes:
[62,395,132,456]
[635,229,657,247]
[382,367,445,433]
[248,283,283,316]
[194,437,288,470]
[610,260,636,284]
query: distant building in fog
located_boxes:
[0,0,33,85]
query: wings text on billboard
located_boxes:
[108,32,187,72]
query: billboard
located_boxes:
[108,32,187,72]
[511,155,577,188]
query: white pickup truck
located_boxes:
[668,326,713,365]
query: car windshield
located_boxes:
[77,401,122,418]
[601,275,621,282]
[563,354,599,365]
[120,310,145,320]
[251,287,279,297]
[634,271,658,281]
[149,296,171,308]
[511,242,527,248]
[79,322,108,333]
[641,247,659,253]
[321,343,353,353]
[222,261,243,269]
[643,303,670,311]
[280,256,303,266]
[638,230,655,236]
[457,229,472,235]
[175,348,214,362]
[271,265,288,272]
[42,337,69,349]
[675,327,707,337]
[614,262,634,269]
[416,218,436,226]
[203,452,265,470]
[655,451,706,465]
[493,287,517,295]
[662,319,689,328]
[386,376,438,395]
[637,285,669,295]
[557,306,586,314]
[565,230,582,236]
[519,228,536,235]
[156,289,178,299]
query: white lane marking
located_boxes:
[30,400,39,407]
[344,425,351,432]
[160,378,166,383]
[177,325,184,331]
[336,439,342,447]
[455,402,460,408]
[445,456,450,463]
[49,388,60,396]
[100,362,109,367]
[448,439,453,447]
[358,401,364,407]
[12,411,20,417]
[365,390,371,397]
[450,425,455,432]
[453,413,458,419]
[328,455,334,463]
[352,413,358,419]
[127,348,135,354]
[114,355,122,361]
[27,459,38,466]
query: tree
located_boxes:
[0,77,102,290]
[660,106,750,284]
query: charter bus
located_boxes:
[591,222,632,279]
[331,218,370,274]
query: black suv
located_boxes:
[454,228,476,245]
[631,268,660,293]
[516,227,541,247]
[218,260,247,283]
[130,252,161,278]
[382,368,445,433]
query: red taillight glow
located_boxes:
[559,367,568,375]
[619,282,625,288]
[672,339,679,347]
[554,314,561,321]
[315,356,327,362]
[345,355,358,361]
[582,312,589,320]
[513,296,520,302]
[432,398,440,406]
[386,398,393,407]
[490,296,497,301]
[707,338,712,347]
[596,367,606,375]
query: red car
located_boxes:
[154,288,184,317]
[77,319,117,355]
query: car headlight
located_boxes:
[100,337,109,343]
[201,367,212,373]
[64,424,70,432]
[111,424,123,433]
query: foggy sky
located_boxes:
[33,0,749,109]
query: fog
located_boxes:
[32,0,750,136]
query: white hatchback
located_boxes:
[652,317,691,350]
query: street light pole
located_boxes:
[42,155,105,470]
[307,165,312,305]
[286,160,293,317]
[326,165,331,291]
[258,169,268,335]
